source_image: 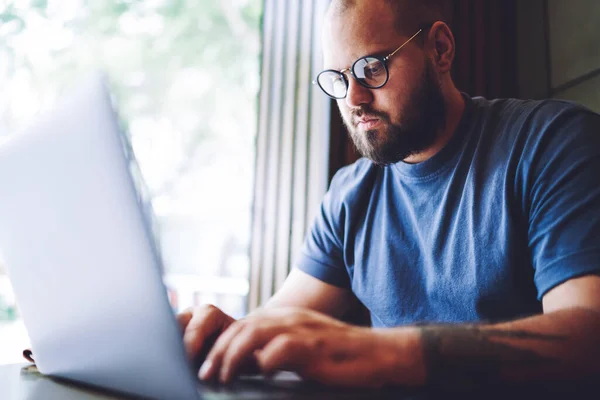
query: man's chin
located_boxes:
[364,128,380,144]
[358,144,398,166]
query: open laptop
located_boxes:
[0,74,204,399]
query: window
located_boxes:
[0,0,262,364]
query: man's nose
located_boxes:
[345,77,373,108]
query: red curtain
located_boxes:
[449,0,517,99]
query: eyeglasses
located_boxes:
[313,28,426,100]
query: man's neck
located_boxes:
[403,88,466,164]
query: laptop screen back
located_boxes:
[0,74,198,399]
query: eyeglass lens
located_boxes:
[317,56,387,99]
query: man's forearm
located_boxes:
[383,307,600,388]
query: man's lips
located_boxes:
[356,117,381,129]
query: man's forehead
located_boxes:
[322,5,402,67]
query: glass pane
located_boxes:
[0,0,262,365]
[547,0,600,88]
[553,73,600,113]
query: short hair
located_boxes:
[328,0,445,36]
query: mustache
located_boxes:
[350,106,389,125]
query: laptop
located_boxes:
[0,74,205,399]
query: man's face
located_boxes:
[323,3,446,165]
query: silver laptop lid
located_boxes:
[0,74,199,399]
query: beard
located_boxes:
[341,60,447,166]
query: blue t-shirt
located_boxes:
[297,95,600,327]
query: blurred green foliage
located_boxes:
[0,0,262,196]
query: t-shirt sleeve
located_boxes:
[295,170,351,289]
[523,104,600,299]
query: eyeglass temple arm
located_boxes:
[383,28,423,62]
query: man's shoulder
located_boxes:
[466,95,600,153]
[471,95,598,124]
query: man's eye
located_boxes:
[331,76,346,87]
[332,77,346,91]
[366,63,383,76]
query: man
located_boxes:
[179,0,600,388]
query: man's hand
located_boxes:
[177,305,236,362]
[198,307,423,388]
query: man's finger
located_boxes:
[256,334,313,375]
[200,320,246,381]
[182,306,223,360]
[219,324,282,382]
[176,309,193,331]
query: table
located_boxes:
[1,363,598,400]
[0,363,410,399]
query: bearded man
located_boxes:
[180,0,600,388]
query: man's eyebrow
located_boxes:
[368,48,394,57]
[357,46,399,60]
[325,47,395,71]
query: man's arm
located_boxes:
[263,268,357,318]
[386,274,600,388]
[200,275,600,387]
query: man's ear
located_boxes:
[428,21,455,74]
